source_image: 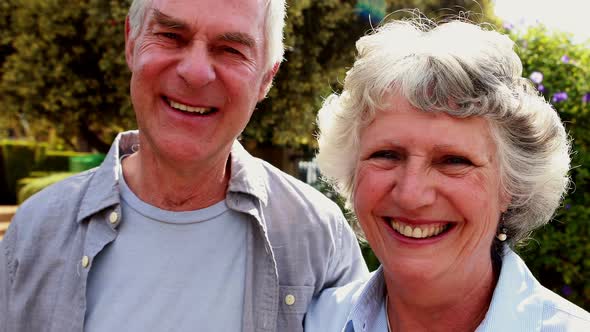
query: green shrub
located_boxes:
[0,140,37,204]
[69,153,105,172]
[508,25,590,310]
[34,150,89,172]
[0,139,103,203]
[17,172,76,204]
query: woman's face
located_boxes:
[354,94,509,284]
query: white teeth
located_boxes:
[169,99,211,114]
[412,227,422,238]
[388,218,449,239]
[403,225,413,237]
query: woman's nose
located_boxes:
[390,165,436,211]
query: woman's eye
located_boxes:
[442,156,472,165]
[369,150,400,160]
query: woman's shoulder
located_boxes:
[479,250,590,331]
[305,271,377,332]
[536,284,590,331]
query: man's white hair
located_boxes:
[316,19,571,246]
[127,0,286,71]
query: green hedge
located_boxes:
[0,140,105,204]
[34,151,89,172]
[17,172,76,204]
[0,140,37,204]
[509,25,590,310]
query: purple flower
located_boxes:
[529,71,543,84]
[562,285,573,297]
[565,203,571,210]
[561,55,570,63]
[583,93,590,103]
[537,84,545,93]
[552,92,568,103]
[503,22,514,31]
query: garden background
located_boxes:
[0,0,588,309]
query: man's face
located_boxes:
[125,0,272,165]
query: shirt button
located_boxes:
[81,255,90,268]
[109,211,119,224]
[285,294,296,306]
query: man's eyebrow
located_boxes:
[150,8,188,30]
[218,32,257,49]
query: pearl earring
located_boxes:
[497,214,507,241]
[496,229,507,242]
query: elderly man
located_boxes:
[0,0,368,331]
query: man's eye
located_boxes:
[223,47,243,56]
[369,150,400,160]
[158,32,180,40]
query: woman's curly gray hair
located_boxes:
[316,19,571,247]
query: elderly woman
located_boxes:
[304,19,590,332]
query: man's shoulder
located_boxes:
[257,158,342,214]
[11,169,97,235]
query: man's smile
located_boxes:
[163,96,218,115]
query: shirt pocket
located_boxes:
[277,285,315,332]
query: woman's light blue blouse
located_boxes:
[305,250,590,332]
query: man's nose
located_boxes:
[176,42,216,88]
[390,165,436,211]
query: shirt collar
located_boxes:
[345,250,544,332]
[346,266,386,332]
[476,249,543,331]
[77,131,268,222]
[77,131,135,222]
[227,140,269,206]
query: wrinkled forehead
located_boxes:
[147,0,267,31]
[147,0,269,23]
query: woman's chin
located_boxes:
[383,256,450,284]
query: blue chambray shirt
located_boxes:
[0,131,369,332]
[305,250,590,332]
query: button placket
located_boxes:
[81,255,90,268]
[284,294,296,306]
[108,211,119,224]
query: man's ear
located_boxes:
[258,62,280,101]
[125,16,135,70]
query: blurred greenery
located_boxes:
[0,139,104,203]
[250,0,494,147]
[0,140,37,203]
[508,25,590,310]
[17,172,76,204]
[0,0,132,151]
[0,0,492,151]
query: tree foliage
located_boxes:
[248,0,494,148]
[509,25,590,309]
[0,0,132,151]
[0,0,493,151]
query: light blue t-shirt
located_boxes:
[84,169,249,331]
